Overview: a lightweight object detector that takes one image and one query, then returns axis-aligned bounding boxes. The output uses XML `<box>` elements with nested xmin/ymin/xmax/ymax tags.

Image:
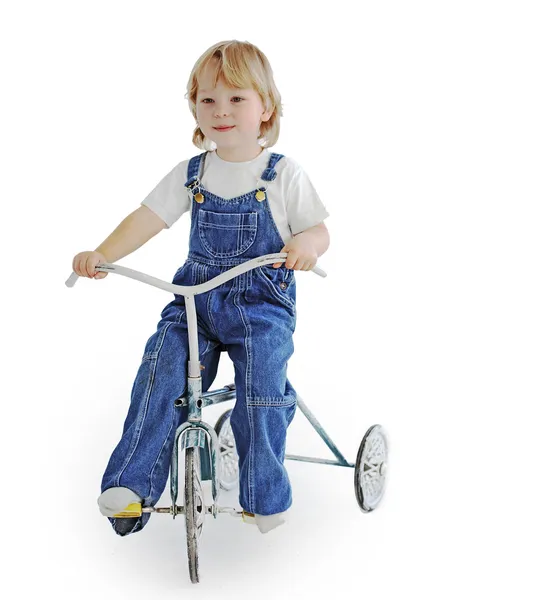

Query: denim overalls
<box><xmin>101</xmin><ymin>151</ymin><xmax>298</xmax><ymax>536</ymax></box>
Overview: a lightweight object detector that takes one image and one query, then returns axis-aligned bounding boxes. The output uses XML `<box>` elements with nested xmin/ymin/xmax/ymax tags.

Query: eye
<box><xmin>200</xmin><ymin>97</ymin><xmax>244</xmax><ymax>104</ymax></box>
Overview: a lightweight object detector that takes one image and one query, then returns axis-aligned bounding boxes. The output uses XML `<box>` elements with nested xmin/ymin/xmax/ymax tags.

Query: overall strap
<box><xmin>185</xmin><ymin>152</ymin><xmax>207</xmax><ymax>189</ymax></box>
<box><xmin>260</xmin><ymin>153</ymin><xmax>285</xmax><ymax>182</ymax></box>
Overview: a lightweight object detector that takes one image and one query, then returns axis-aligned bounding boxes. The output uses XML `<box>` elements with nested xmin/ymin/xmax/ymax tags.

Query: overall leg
<box><xmin>100</xmin><ymin>300</ymin><xmax>221</xmax><ymax>536</ymax></box>
<box><xmin>223</xmin><ymin>280</ymin><xmax>298</xmax><ymax>517</ymax></box>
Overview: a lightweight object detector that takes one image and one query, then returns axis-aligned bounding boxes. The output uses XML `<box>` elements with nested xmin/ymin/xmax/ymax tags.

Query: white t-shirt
<box><xmin>141</xmin><ymin>148</ymin><xmax>329</xmax><ymax>244</ymax></box>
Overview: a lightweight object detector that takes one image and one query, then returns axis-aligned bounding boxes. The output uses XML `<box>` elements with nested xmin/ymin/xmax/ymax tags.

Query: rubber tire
<box><xmin>185</xmin><ymin>446</ymin><xmax>200</xmax><ymax>584</ymax></box>
<box><xmin>354</xmin><ymin>424</ymin><xmax>388</xmax><ymax>513</ymax></box>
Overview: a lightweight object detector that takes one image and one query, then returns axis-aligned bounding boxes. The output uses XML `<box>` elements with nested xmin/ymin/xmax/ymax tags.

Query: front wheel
<box><xmin>185</xmin><ymin>446</ymin><xmax>204</xmax><ymax>584</ymax></box>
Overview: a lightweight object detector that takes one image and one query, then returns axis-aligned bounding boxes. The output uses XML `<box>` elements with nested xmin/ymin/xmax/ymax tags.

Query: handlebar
<box><xmin>65</xmin><ymin>253</ymin><xmax>326</xmax><ymax>295</ymax></box>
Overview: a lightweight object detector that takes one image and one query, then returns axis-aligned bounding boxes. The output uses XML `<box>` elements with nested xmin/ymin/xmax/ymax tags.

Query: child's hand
<box><xmin>72</xmin><ymin>250</ymin><xmax>108</xmax><ymax>279</ymax></box>
<box><xmin>273</xmin><ymin>235</ymin><xmax>318</xmax><ymax>271</ymax></box>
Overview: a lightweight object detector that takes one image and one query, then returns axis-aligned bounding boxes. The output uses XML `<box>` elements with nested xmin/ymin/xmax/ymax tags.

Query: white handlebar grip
<box><xmin>312</xmin><ymin>265</ymin><xmax>327</xmax><ymax>278</ymax></box>
<box><xmin>65</xmin><ymin>272</ymin><xmax>79</xmax><ymax>287</ymax></box>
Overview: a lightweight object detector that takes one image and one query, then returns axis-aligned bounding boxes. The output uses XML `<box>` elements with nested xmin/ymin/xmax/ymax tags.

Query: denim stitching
<box><xmin>198</xmin><ymin>222</ymin><xmax>256</xmax><ymax>230</ymax></box>
<box><xmin>144</xmin><ymin>309</ymin><xmax>187</xmax><ymax>502</ymax></box>
<box><xmin>115</xmin><ymin>321</ymin><xmax>172</xmax><ymax>486</ymax></box>
<box><xmin>248</xmin><ymin>397</ymin><xmax>297</xmax><ymax>407</ymax></box>
<box><xmin>194</xmin><ymin>262</ymin><xmax>219</xmax><ymax>344</ymax></box>
<box><xmin>260</xmin><ymin>189</ymin><xmax>286</xmax><ymax>249</ymax></box>
<box><xmin>146</xmin><ymin>420</ymin><xmax>173</xmax><ymax>503</ymax></box>
<box><xmin>207</xmin><ymin>290</ymin><xmax>221</xmax><ymax>340</ymax></box>
<box><xmin>246</xmin><ymin>404</ymin><xmax>255</xmax><ymax>513</ymax></box>
<box><xmin>234</xmin><ymin>273</ymin><xmax>255</xmax><ymax>512</ymax></box>
<box><xmin>198</xmin><ymin>212</ymin><xmax>258</xmax><ymax>258</ymax></box>
<box><xmin>237</xmin><ymin>213</ymin><xmax>243</xmax><ymax>250</ymax></box>
<box><xmin>187</xmin><ymin>253</ymin><xmax>260</xmax><ymax>267</ymax></box>
<box><xmin>198</xmin><ymin>229</ymin><xmax>257</xmax><ymax>257</ymax></box>
<box><xmin>256</xmin><ymin>268</ymin><xmax>295</xmax><ymax>311</ymax></box>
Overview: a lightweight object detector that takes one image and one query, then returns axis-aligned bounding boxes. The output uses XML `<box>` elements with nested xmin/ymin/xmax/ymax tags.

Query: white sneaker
<box><xmin>97</xmin><ymin>487</ymin><xmax>142</xmax><ymax>517</ymax></box>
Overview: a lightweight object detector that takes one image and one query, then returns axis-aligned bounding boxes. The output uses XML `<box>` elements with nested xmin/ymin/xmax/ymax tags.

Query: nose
<box><xmin>214</xmin><ymin>101</ymin><xmax>231</xmax><ymax>119</ymax></box>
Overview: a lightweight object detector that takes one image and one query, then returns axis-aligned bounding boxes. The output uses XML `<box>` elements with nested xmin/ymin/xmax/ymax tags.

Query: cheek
<box><xmin>197</xmin><ymin>104</ymin><xmax>209</xmax><ymax>119</ymax></box>
<box><xmin>240</xmin><ymin>112</ymin><xmax>260</xmax><ymax>128</ymax></box>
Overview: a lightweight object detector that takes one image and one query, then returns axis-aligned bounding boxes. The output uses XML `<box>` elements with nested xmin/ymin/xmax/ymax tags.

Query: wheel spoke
<box><xmin>362</xmin><ymin>473</ymin><xmax>382</xmax><ymax>497</ymax></box>
<box><xmin>354</xmin><ymin>427</ymin><xmax>388</xmax><ymax>512</ymax></box>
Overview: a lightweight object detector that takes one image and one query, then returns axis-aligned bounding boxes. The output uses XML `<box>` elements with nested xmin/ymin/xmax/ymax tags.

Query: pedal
<box><xmin>112</xmin><ymin>502</ymin><xmax>143</xmax><ymax>518</ymax></box>
<box><xmin>206</xmin><ymin>505</ymin><xmax>255</xmax><ymax>523</ymax></box>
<box><xmin>242</xmin><ymin>510</ymin><xmax>256</xmax><ymax>525</ymax></box>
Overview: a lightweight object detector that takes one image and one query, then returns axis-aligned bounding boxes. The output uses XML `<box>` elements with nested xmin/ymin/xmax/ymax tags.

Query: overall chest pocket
<box><xmin>198</xmin><ymin>209</ymin><xmax>258</xmax><ymax>258</ymax></box>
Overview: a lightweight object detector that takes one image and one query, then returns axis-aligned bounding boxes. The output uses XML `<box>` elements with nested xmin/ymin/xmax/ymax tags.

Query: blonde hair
<box><xmin>185</xmin><ymin>40</ymin><xmax>283</xmax><ymax>150</ymax></box>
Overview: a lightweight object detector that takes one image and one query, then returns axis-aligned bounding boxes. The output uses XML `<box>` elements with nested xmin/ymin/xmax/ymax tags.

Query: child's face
<box><xmin>196</xmin><ymin>60</ymin><xmax>272</xmax><ymax>152</ymax></box>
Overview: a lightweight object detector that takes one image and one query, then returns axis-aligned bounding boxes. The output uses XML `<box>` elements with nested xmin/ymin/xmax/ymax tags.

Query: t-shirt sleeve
<box><xmin>140</xmin><ymin>161</ymin><xmax>190</xmax><ymax>228</ymax></box>
<box><xmin>286</xmin><ymin>166</ymin><xmax>330</xmax><ymax>235</ymax></box>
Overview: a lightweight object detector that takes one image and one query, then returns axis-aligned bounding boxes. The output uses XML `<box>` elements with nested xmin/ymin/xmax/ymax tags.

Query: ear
<box><xmin>261</xmin><ymin>107</ymin><xmax>274</xmax><ymax>122</ymax></box>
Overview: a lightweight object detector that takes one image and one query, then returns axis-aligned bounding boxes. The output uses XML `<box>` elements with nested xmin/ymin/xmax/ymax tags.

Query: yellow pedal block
<box><xmin>112</xmin><ymin>502</ymin><xmax>143</xmax><ymax>518</ymax></box>
<box><xmin>242</xmin><ymin>511</ymin><xmax>256</xmax><ymax>525</ymax></box>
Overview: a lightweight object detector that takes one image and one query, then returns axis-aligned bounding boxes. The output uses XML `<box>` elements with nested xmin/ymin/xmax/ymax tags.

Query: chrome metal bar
<box><xmin>176</xmin><ymin>386</ymin><xmax>236</xmax><ymax>409</ymax></box>
<box><xmin>185</xmin><ymin>295</ymin><xmax>201</xmax><ymax>378</ymax></box>
<box><xmin>202</xmin><ymin>384</ymin><xmax>235</xmax><ymax>398</ymax></box>
<box><xmin>296</xmin><ymin>396</ymin><xmax>350</xmax><ymax>466</ymax></box>
<box><xmin>142</xmin><ymin>506</ymin><xmax>180</xmax><ymax>514</ymax></box>
<box><xmin>285</xmin><ymin>454</ymin><xmax>354</xmax><ymax>467</ymax></box>
<box><xmin>200</xmin><ymin>391</ymin><xmax>236</xmax><ymax>408</ymax></box>
<box><xmin>143</xmin><ymin>504</ymin><xmax>247</xmax><ymax>519</ymax></box>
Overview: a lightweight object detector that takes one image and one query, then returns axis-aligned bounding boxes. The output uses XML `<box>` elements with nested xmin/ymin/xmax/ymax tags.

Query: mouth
<box><xmin>213</xmin><ymin>126</ymin><xmax>235</xmax><ymax>132</ymax></box>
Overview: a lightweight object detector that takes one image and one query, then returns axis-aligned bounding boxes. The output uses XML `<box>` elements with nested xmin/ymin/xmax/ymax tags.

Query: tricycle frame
<box><xmin>65</xmin><ymin>253</ymin><xmax>388</xmax><ymax>584</ymax></box>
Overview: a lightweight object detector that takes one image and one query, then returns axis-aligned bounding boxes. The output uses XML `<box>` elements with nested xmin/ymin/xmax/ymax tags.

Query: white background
<box><xmin>2</xmin><ymin>0</ymin><xmax>551</xmax><ymax>597</ymax></box>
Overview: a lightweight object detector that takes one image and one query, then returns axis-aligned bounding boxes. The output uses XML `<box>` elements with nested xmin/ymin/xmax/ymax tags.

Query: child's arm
<box><xmin>72</xmin><ymin>205</ymin><xmax>166</xmax><ymax>278</ymax></box>
<box><xmin>273</xmin><ymin>222</ymin><xmax>330</xmax><ymax>270</ymax></box>
<box><xmin>95</xmin><ymin>205</ymin><xmax>166</xmax><ymax>263</ymax></box>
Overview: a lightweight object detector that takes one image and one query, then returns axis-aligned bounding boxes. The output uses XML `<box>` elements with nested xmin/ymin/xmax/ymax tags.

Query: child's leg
<box><xmin>229</xmin><ymin>386</ymin><xmax>297</xmax><ymax>517</ymax></box>
<box><xmin>99</xmin><ymin>300</ymin><xmax>222</xmax><ymax>537</ymax></box>
<box><xmin>224</xmin><ymin>303</ymin><xmax>297</xmax><ymax>523</ymax></box>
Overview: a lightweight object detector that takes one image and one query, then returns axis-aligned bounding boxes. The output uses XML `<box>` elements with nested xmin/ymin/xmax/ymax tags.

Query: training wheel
<box><xmin>214</xmin><ymin>409</ymin><xmax>239</xmax><ymax>490</ymax></box>
<box><xmin>354</xmin><ymin>424</ymin><xmax>388</xmax><ymax>512</ymax></box>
